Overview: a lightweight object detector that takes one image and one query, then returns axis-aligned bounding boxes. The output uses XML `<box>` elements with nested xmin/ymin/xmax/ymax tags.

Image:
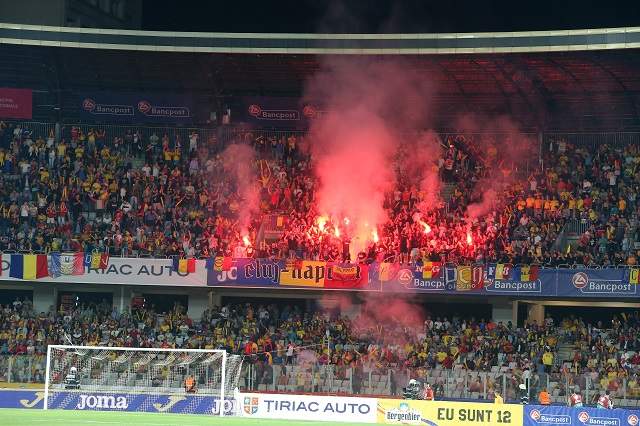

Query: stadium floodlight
<box><xmin>44</xmin><ymin>345</ymin><xmax>243</xmax><ymax>416</ymax></box>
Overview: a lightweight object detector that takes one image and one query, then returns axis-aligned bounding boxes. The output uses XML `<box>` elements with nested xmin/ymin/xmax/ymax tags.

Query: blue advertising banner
<box><xmin>79</xmin><ymin>92</ymin><xmax>194</xmax><ymax>123</ymax></box>
<box><xmin>375</xmin><ymin>262</ymin><xmax>556</xmax><ymax>297</ymax></box>
<box><xmin>207</xmin><ymin>258</ymin><xmax>380</xmax><ymax>291</ymax></box>
<box><xmin>557</xmin><ymin>268</ymin><xmax>639</xmax><ymax>299</ymax></box>
<box><xmin>0</xmin><ymin>390</ymin><xmax>45</xmax><ymax>409</ymax></box>
<box><xmin>236</xmin><ymin>97</ymin><xmax>321</xmax><ymax>128</ymax></box>
<box><xmin>49</xmin><ymin>391</ymin><xmax>235</xmax><ymax>415</ymax></box>
<box><xmin>204</xmin><ymin>259</ymin><xmax>639</xmax><ymax>299</ymax></box>
<box><xmin>524</xmin><ymin>404</ymin><xmax>639</xmax><ymax>426</ymax></box>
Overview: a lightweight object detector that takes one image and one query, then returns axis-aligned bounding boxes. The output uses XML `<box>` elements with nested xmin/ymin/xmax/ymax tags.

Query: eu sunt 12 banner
<box><xmin>376</xmin><ymin>399</ymin><xmax>523</xmax><ymax>426</ymax></box>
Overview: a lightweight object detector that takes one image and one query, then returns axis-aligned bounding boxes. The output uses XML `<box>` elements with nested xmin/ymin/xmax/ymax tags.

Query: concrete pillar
<box><xmin>527</xmin><ymin>303</ymin><xmax>545</xmax><ymax>325</ymax></box>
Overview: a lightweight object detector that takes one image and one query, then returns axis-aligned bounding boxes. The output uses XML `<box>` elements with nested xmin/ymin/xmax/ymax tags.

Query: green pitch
<box><xmin>0</xmin><ymin>409</ymin><xmax>375</xmax><ymax>426</ymax></box>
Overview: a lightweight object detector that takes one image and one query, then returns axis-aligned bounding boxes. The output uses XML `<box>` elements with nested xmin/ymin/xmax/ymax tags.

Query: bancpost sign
<box><xmin>525</xmin><ymin>405</ymin><xmax>640</xmax><ymax>426</ymax></box>
<box><xmin>376</xmin><ymin>399</ymin><xmax>523</xmax><ymax>426</ymax></box>
<box><xmin>0</xmin><ymin>257</ymin><xmax>207</xmax><ymax>287</ymax></box>
<box><xmin>239</xmin><ymin>392</ymin><xmax>377</xmax><ymax>423</ymax></box>
<box><xmin>557</xmin><ymin>269</ymin><xmax>638</xmax><ymax>298</ymax></box>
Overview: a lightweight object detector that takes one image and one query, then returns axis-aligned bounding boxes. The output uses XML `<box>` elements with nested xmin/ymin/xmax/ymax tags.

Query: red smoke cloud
<box><xmin>453</xmin><ymin>114</ymin><xmax>538</xmax><ymax>221</ymax></box>
<box><xmin>221</xmin><ymin>144</ymin><xmax>259</xmax><ymax>237</ymax></box>
<box><xmin>305</xmin><ymin>58</ymin><xmax>438</xmax><ymax>256</ymax></box>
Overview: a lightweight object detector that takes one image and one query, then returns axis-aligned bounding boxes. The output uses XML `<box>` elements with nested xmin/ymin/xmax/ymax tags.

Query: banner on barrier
<box><xmin>0</xmin><ymin>389</ymin><xmax>235</xmax><ymax>415</ymax></box>
<box><xmin>236</xmin><ymin>97</ymin><xmax>322</xmax><ymax>128</ymax></box>
<box><xmin>524</xmin><ymin>404</ymin><xmax>640</xmax><ymax>426</ymax></box>
<box><xmin>376</xmin><ymin>399</ymin><xmax>523</xmax><ymax>426</ymax></box>
<box><xmin>0</xmin><ymin>390</ymin><xmax>45</xmax><ymax>409</ymax></box>
<box><xmin>239</xmin><ymin>392</ymin><xmax>377</xmax><ymax>423</ymax></box>
<box><xmin>0</xmin><ymin>88</ymin><xmax>32</xmax><ymax>119</ymax></box>
<box><xmin>47</xmin><ymin>391</ymin><xmax>234</xmax><ymax>414</ymax></box>
<box><xmin>79</xmin><ymin>92</ymin><xmax>194</xmax><ymax>123</ymax></box>
<box><xmin>0</xmin><ymin>256</ymin><xmax>207</xmax><ymax>286</ymax></box>
<box><xmin>557</xmin><ymin>268</ymin><xmax>639</xmax><ymax>298</ymax></box>
<box><xmin>0</xmin><ymin>253</ymin><xmax>637</xmax><ymax>297</ymax></box>
<box><xmin>207</xmin><ymin>258</ymin><xmax>379</xmax><ymax>291</ymax></box>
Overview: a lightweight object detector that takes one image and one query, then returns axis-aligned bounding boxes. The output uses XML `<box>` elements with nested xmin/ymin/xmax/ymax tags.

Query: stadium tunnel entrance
<box><xmin>517</xmin><ymin>299</ymin><xmax>640</xmax><ymax>327</ymax></box>
<box><xmin>213</xmin><ymin>288</ymin><xmax>500</xmax><ymax>324</ymax></box>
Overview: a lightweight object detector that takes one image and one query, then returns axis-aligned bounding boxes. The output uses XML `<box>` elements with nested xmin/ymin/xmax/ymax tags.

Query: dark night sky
<box><xmin>141</xmin><ymin>0</ymin><xmax>640</xmax><ymax>33</ymax></box>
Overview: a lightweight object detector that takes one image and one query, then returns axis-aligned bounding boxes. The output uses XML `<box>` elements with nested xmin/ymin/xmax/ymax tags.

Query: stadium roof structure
<box><xmin>1</xmin><ymin>23</ymin><xmax>640</xmax><ymax>130</ymax></box>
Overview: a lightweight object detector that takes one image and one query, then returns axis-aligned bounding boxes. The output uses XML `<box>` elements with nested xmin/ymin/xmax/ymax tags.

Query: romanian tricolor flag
<box><xmin>89</xmin><ymin>252</ymin><xmax>110</xmax><ymax>269</ymax></box>
<box><xmin>422</xmin><ymin>261</ymin><xmax>441</xmax><ymax>279</ymax></box>
<box><xmin>520</xmin><ymin>265</ymin><xmax>530</xmax><ymax>282</ymax></box>
<box><xmin>173</xmin><ymin>258</ymin><xmax>196</xmax><ymax>274</ymax></box>
<box><xmin>519</xmin><ymin>265</ymin><xmax>539</xmax><ymax>282</ymax></box>
<box><xmin>495</xmin><ymin>263</ymin><xmax>512</xmax><ymax>280</ymax></box>
<box><xmin>49</xmin><ymin>253</ymin><xmax>85</xmax><ymax>277</ymax></box>
<box><xmin>9</xmin><ymin>254</ymin><xmax>48</xmax><ymax>280</ymax></box>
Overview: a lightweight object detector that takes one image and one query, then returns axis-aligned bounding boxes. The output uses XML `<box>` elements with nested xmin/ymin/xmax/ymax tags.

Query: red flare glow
<box><xmin>334</xmin><ymin>227</ymin><xmax>340</xmax><ymax>238</ymax></box>
<box><xmin>317</xmin><ymin>215</ymin><xmax>328</xmax><ymax>232</ymax></box>
<box><xmin>243</xmin><ymin>235</ymin><xmax>251</xmax><ymax>247</ymax></box>
<box><xmin>419</xmin><ymin>220</ymin><xmax>431</xmax><ymax>234</ymax></box>
<box><xmin>466</xmin><ymin>232</ymin><xmax>473</xmax><ymax>246</ymax></box>
<box><xmin>372</xmin><ymin>230</ymin><xmax>379</xmax><ymax>243</ymax></box>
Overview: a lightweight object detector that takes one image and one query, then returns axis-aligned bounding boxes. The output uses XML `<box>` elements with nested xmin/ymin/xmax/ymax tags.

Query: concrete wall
<box><xmin>492</xmin><ymin>301</ymin><xmax>516</xmax><ymax>324</ymax></box>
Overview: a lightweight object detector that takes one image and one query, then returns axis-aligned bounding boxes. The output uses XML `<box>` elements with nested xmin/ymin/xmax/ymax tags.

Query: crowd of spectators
<box><xmin>1</xmin><ymin>296</ymin><xmax>638</xmax><ymax>402</ymax></box>
<box><xmin>0</xmin><ymin>121</ymin><xmax>639</xmax><ymax>266</ymax></box>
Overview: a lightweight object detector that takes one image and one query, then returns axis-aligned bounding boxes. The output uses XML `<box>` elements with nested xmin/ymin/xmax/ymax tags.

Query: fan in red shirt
<box><xmin>423</xmin><ymin>383</ymin><xmax>435</xmax><ymax>401</ymax></box>
<box><xmin>568</xmin><ymin>390</ymin><xmax>583</xmax><ymax>407</ymax></box>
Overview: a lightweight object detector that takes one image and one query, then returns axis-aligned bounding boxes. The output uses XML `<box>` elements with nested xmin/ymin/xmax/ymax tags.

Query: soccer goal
<box><xmin>44</xmin><ymin>345</ymin><xmax>243</xmax><ymax>416</ymax></box>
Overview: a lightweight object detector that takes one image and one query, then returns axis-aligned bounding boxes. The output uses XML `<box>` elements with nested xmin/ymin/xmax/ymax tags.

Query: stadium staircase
<box><xmin>257</xmin><ymin>213</ymin><xmax>287</xmax><ymax>246</ymax></box>
<box><xmin>561</xmin><ymin>219</ymin><xmax>588</xmax><ymax>254</ymax></box>
<box><xmin>556</xmin><ymin>342</ymin><xmax>575</xmax><ymax>363</ymax></box>
<box><xmin>439</xmin><ymin>182</ymin><xmax>456</xmax><ymax>203</ymax></box>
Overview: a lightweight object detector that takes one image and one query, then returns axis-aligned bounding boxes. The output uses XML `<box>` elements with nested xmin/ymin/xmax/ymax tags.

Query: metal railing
<box><xmin>3</xmin><ymin>121</ymin><xmax>220</xmax><ymax>147</ymax></box>
<box><xmin>0</xmin><ymin>355</ymin><xmax>46</xmax><ymax>384</ymax></box>
<box><xmin>564</xmin><ymin>219</ymin><xmax>590</xmax><ymax>236</ymax></box>
<box><xmin>544</xmin><ymin>132</ymin><xmax>640</xmax><ymax>149</ymax></box>
<box><xmin>238</xmin><ymin>362</ymin><xmax>640</xmax><ymax>407</ymax></box>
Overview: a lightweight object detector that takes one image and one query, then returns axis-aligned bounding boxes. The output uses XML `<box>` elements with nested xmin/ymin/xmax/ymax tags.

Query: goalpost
<box><xmin>44</xmin><ymin>345</ymin><xmax>243</xmax><ymax>416</ymax></box>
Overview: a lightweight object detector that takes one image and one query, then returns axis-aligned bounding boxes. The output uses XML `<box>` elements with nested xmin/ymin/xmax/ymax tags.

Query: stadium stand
<box><xmin>1</xmin><ymin>293</ymin><xmax>639</xmax><ymax>405</ymax></box>
<box><xmin>0</xmin><ymin>121</ymin><xmax>638</xmax><ymax>267</ymax></box>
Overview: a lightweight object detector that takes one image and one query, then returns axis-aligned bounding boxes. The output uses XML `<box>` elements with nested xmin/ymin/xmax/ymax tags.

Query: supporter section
<box><xmin>1</xmin><ymin>279</ymin><xmax>639</xmax><ymax>406</ymax></box>
<box><xmin>0</xmin><ymin>121</ymin><xmax>638</xmax><ymax>266</ymax></box>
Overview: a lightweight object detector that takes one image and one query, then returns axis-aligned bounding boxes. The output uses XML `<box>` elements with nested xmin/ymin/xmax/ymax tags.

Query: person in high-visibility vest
<box><xmin>184</xmin><ymin>375</ymin><xmax>196</xmax><ymax>393</ymax></box>
<box><xmin>494</xmin><ymin>390</ymin><xmax>504</xmax><ymax>404</ymax></box>
<box><xmin>538</xmin><ymin>388</ymin><xmax>551</xmax><ymax>405</ymax></box>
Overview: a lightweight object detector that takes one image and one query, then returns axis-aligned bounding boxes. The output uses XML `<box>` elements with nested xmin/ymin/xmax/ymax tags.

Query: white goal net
<box><xmin>44</xmin><ymin>345</ymin><xmax>243</xmax><ymax>415</ymax></box>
